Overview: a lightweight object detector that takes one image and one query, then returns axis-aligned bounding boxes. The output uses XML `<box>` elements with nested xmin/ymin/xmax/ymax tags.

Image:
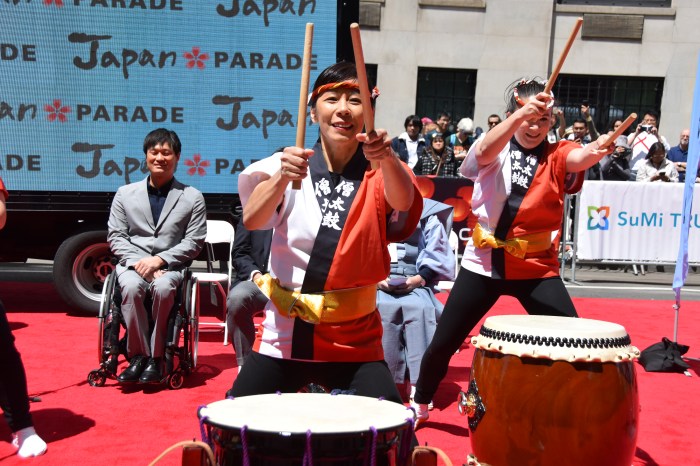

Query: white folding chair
<box><xmin>437</xmin><ymin>230</ymin><xmax>460</xmax><ymax>292</ymax></box>
<box><xmin>191</xmin><ymin>220</ymin><xmax>235</xmax><ymax>345</ymax></box>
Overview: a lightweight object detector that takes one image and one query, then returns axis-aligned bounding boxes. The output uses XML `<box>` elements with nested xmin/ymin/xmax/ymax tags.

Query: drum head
<box><xmin>472</xmin><ymin>315</ymin><xmax>639</xmax><ymax>362</ymax></box>
<box><xmin>199</xmin><ymin>393</ymin><xmax>414</xmax><ymax>434</ymax></box>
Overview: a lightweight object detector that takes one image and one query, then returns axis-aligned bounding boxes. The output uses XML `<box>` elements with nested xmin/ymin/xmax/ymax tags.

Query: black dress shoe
<box><xmin>139</xmin><ymin>358</ymin><xmax>163</xmax><ymax>384</ymax></box>
<box><xmin>117</xmin><ymin>355</ymin><xmax>147</xmax><ymax>383</ymax></box>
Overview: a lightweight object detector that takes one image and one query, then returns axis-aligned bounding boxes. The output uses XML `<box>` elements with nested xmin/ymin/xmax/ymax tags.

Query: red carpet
<box><xmin>0</xmin><ymin>281</ymin><xmax>699</xmax><ymax>465</ymax></box>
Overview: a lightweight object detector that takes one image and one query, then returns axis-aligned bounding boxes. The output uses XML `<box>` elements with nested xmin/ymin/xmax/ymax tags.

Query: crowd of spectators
<box><xmin>395</xmin><ymin>107</ymin><xmax>696</xmax><ymax>184</ymax></box>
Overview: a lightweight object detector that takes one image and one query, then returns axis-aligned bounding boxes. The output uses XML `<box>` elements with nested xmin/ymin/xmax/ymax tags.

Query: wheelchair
<box><xmin>87</xmin><ymin>268</ymin><xmax>199</xmax><ymax>390</ymax></box>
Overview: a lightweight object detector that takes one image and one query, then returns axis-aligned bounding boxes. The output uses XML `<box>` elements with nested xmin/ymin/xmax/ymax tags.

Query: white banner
<box><xmin>576</xmin><ymin>181</ymin><xmax>700</xmax><ymax>263</ymax></box>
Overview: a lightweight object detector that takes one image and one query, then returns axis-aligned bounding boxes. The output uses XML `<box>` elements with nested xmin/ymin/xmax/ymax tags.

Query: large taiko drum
<box><xmin>460</xmin><ymin>315</ymin><xmax>640</xmax><ymax>466</ymax></box>
<box><xmin>198</xmin><ymin>393</ymin><xmax>415</xmax><ymax>466</ymax></box>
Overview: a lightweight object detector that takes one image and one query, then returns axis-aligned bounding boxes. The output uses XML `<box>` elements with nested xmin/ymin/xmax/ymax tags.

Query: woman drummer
<box><xmin>411</xmin><ymin>79</ymin><xmax>613</xmax><ymax>424</ymax></box>
<box><xmin>227</xmin><ymin>62</ymin><xmax>423</xmax><ymax>404</ymax></box>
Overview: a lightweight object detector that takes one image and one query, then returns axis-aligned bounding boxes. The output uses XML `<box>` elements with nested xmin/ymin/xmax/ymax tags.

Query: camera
<box><xmin>641</xmin><ymin>125</ymin><xmax>653</xmax><ymax>132</ymax></box>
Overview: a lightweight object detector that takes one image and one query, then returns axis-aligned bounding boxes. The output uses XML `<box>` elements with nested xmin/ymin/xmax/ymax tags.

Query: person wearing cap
<box><xmin>413</xmin><ymin>132</ymin><xmax>461</xmax><ymax>178</ymax></box>
<box><xmin>601</xmin><ymin>136</ymin><xmax>633</xmax><ymax>181</ymax></box>
<box><xmin>450</xmin><ymin>117</ymin><xmax>476</xmax><ymax>161</ymax></box>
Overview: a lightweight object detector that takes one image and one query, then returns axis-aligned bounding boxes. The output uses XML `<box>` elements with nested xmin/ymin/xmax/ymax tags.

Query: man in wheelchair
<box><xmin>107</xmin><ymin>128</ymin><xmax>207</xmax><ymax>384</ymax></box>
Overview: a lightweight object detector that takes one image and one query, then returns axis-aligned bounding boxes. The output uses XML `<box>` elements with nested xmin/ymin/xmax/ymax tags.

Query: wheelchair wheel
<box><xmin>87</xmin><ymin>370</ymin><xmax>107</xmax><ymax>387</ymax></box>
<box><xmin>167</xmin><ymin>371</ymin><xmax>184</xmax><ymax>390</ymax></box>
<box><xmin>187</xmin><ymin>277</ymin><xmax>199</xmax><ymax>369</ymax></box>
<box><xmin>97</xmin><ymin>271</ymin><xmax>117</xmax><ymax>364</ymax></box>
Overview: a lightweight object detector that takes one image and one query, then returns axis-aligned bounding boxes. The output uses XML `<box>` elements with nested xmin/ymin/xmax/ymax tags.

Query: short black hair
<box><xmin>572</xmin><ymin>118</ymin><xmax>587</xmax><ymax>126</ymax></box>
<box><xmin>309</xmin><ymin>62</ymin><xmax>375</xmax><ymax>108</ymax></box>
<box><xmin>644</xmin><ymin>110</ymin><xmax>660</xmax><ymax>122</ymax></box>
<box><xmin>143</xmin><ymin>128</ymin><xmax>181</xmax><ymax>155</ymax></box>
<box><xmin>404</xmin><ymin>114</ymin><xmax>423</xmax><ymax>131</ymax></box>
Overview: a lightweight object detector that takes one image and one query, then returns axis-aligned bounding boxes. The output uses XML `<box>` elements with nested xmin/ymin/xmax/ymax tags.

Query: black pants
<box><xmin>413</xmin><ymin>268</ymin><xmax>577</xmax><ymax>405</ymax></box>
<box><xmin>0</xmin><ymin>299</ymin><xmax>34</xmax><ymax>432</ymax></box>
<box><xmin>229</xmin><ymin>352</ymin><xmax>404</xmax><ymax>405</ymax></box>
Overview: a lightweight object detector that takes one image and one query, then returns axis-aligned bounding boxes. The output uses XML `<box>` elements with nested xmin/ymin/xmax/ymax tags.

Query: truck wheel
<box><xmin>53</xmin><ymin>231</ymin><xmax>115</xmax><ymax>315</ymax></box>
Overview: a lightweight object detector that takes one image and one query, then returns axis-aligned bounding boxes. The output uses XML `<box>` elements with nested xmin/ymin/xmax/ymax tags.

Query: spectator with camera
<box><xmin>628</xmin><ymin>111</ymin><xmax>671</xmax><ymax>170</ymax></box>
<box><xmin>601</xmin><ymin>136</ymin><xmax>633</xmax><ymax>181</ymax></box>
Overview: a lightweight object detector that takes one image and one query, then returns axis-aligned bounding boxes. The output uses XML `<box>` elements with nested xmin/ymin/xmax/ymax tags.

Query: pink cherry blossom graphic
<box><xmin>43</xmin><ymin>0</ymin><xmax>64</xmax><ymax>6</ymax></box>
<box><xmin>184</xmin><ymin>154</ymin><xmax>210</xmax><ymax>176</ymax></box>
<box><xmin>44</xmin><ymin>100</ymin><xmax>71</xmax><ymax>123</ymax></box>
<box><xmin>183</xmin><ymin>47</ymin><xmax>209</xmax><ymax>70</ymax></box>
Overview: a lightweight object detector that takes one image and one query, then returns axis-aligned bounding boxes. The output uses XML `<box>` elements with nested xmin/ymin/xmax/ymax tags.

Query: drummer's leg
<box><xmin>516</xmin><ymin>277</ymin><xmax>578</xmax><ymax>317</ymax></box>
<box><xmin>413</xmin><ymin>268</ymin><xmax>499</xmax><ymax>405</ymax></box>
<box><xmin>226</xmin><ymin>352</ymin><xmax>303</xmax><ymax>397</ymax></box>
<box><xmin>347</xmin><ymin>360</ymin><xmax>404</xmax><ymax>405</ymax></box>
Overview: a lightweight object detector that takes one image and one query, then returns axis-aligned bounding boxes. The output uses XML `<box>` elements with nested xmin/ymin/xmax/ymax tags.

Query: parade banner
<box><xmin>0</xmin><ymin>1</ymin><xmax>335</xmax><ymax>194</ymax></box>
<box><xmin>576</xmin><ymin>181</ymin><xmax>700</xmax><ymax>263</ymax></box>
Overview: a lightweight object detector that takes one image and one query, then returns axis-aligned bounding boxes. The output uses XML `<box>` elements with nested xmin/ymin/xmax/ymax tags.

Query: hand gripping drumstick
<box><xmin>597</xmin><ymin>113</ymin><xmax>637</xmax><ymax>150</ymax></box>
<box><xmin>544</xmin><ymin>18</ymin><xmax>583</xmax><ymax>95</ymax></box>
<box><xmin>350</xmin><ymin>23</ymin><xmax>379</xmax><ymax>170</ymax></box>
<box><xmin>292</xmin><ymin>23</ymin><xmax>314</xmax><ymax>190</ymax></box>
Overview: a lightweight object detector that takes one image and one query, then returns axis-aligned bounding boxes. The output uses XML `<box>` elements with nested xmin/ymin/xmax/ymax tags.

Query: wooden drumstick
<box><xmin>350</xmin><ymin>23</ymin><xmax>379</xmax><ymax>170</ymax></box>
<box><xmin>598</xmin><ymin>113</ymin><xmax>637</xmax><ymax>150</ymax></box>
<box><xmin>292</xmin><ymin>23</ymin><xmax>314</xmax><ymax>190</ymax></box>
<box><xmin>544</xmin><ymin>18</ymin><xmax>583</xmax><ymax>95</ymax></box>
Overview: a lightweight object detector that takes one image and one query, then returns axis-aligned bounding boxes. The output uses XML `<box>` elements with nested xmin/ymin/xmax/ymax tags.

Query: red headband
<box><xmin>309</xmin><ymin>80</ymin><xmax>380</xmax><ymax>105</ymax></box>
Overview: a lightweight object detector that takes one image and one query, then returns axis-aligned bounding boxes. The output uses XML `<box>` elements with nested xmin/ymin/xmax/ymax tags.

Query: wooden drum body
<box><xmin>198</xmin><ymin>393</ymin><xmax>415</xmax><ymax>466</ymax></box>
<box><xmin>461</xmin><ymin>315</ymin><xmax>640</xmax><ymax>466</ymax></box>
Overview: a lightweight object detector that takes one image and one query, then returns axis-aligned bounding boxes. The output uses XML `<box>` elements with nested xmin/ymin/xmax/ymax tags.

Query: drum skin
<box><xmin>469</xmin><ymin>349</ymin><xmax>639</xmax><ymax>466</ymax></box>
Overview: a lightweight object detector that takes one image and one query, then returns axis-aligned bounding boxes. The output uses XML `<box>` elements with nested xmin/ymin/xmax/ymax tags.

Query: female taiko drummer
<box><xmin>411</xmin><ymin>78</ymin><xmax>614</xmax><ymax>424</ymax></box>
<box><xmin>227</xmin><ymin>62</ymin><xmax>423</xmax><ymax>404</ymax></box>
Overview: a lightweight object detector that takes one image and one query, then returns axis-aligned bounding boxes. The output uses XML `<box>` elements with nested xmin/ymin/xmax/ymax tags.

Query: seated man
<box><xmin>376</xmin><ymin>199</ymin><xmax>455</xmax><ymax>406</ymax></box>
<box><xmin>108</xmin><ymin>128</ymin><xmax>206</xmax><ymax>384</ymax></box>
<box><xmin>226</xmin><ymin>219</ymin><xmax>272</xmax><ymax>371</ymax></box>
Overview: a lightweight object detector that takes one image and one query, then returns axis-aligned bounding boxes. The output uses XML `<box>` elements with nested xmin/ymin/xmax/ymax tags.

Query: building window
<box><xmin>553</xmin><ymin>74</ymin><xmax>664</xmax><ymax>133</ymax></box>
<box><xmin>416</xmin><ymin>67</ymin><xmax>477</xmax><ymax>129</ymax></box>
<box><xmin>365</xmin><ymin>64</ymin><xmax>378</xmax><ymax>91</ymax></box>
<box><xmin>557</xmin><ymin>0</ymin><xmax>670</xmax><ymax>6</ymax></box>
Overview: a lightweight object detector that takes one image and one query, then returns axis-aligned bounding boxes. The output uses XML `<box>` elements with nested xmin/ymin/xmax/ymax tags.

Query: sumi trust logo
<box><xmin>587</xmin><ymin>206</ymin><xmax>611</xmax><ymax>231</ymax></box>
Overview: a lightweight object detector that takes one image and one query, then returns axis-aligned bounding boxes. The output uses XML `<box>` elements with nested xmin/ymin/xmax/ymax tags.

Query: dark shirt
<box><xmin>147</xmin><ymin>177</ymin><xmax>174</xmax><ymax>225</ymax></box>
<box><xmin>668</xmin><ymin>145</ymin><xmax>688</xmax><ymax>182</ymax></box>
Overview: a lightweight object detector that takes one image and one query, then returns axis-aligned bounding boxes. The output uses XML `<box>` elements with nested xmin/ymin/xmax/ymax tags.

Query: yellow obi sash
<box><xmin>471</xmin><ymin>223</ymin><xmax>552</xmax><ymax>259</ymax></box>
<box><xmin>254</xmin><ymin>274</ymin><xmax>377</xmax><ymax>325</ymax></box>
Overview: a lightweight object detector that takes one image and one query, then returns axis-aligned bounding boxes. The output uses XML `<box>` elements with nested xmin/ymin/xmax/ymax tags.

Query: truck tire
<box><xmin>53</xmin><ymin>230</ymin><xmax>115</xmax><ymax>315</ymax></box>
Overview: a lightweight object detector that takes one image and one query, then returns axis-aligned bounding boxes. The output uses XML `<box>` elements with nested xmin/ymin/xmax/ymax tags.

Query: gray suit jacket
<box><xmin>108</xmin><ymin>177</ymin><xmax>207</xmax><ymax>274</ymax></box>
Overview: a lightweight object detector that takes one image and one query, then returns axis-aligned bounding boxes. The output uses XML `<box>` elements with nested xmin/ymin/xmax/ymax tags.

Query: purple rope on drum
<box><xmin>399</xmin><ymin>416</ymin><xmax>415</xmax><ymax>463</ymax></box>
<box><xmin>197</xmin><ymin>406</ymin><xmax>210</xmax><ymax>446</ymax></box>
<box><xmin>302</xmin><ymin>430</ymin><xmax>313</xmax><ymax>466</ymax></box>
<box><xmin>241</xmin><ymin>425</ymin><xmax>250</xmax><ymax>466</ymax></box>
<box><xmin>370</xmin><ymin>426</ymin><xmax>378</xmax><ymax>466</ymax></box>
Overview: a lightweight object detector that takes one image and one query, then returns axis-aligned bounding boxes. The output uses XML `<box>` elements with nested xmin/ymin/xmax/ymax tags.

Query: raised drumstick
<box><xmin>350</xmin><ymin>23</ymin><xmax>379</xmax><ymax>170</ymax></box>
<box><xmin>598</xmin><ymin>113</ymin><xmax>637</xmax><ymax>150</ymax></box>
<box><xmin>544</xmin><ymin>18</ymin><xmax>583</xmax><ymax>95</ymax></box>
<box><xmin>292</xmin><ymin>23</ymin><xmax>314</xmax><ymax>190</ymax></box>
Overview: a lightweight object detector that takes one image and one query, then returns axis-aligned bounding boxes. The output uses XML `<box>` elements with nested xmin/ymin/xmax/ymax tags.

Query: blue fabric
<box><xmin>668</xmin><ymin>145</ymin><xmax>689</xmax><ymax>182</ymax></box>
<box><xmin>672</xmin><ymin>53</ymin><xmax>700</xmax><ymax>304</ymax></box>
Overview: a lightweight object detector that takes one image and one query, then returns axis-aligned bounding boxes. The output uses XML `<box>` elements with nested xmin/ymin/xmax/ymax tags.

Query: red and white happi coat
<box><xmin>238</xmin><ymin>143</ymin><xmax>422</xmax><ymax>362</ymax></box>
<box><xmin>460</xmin><ymin>138</ymin><xmax>578</xmax><ymax>280</ymax></box>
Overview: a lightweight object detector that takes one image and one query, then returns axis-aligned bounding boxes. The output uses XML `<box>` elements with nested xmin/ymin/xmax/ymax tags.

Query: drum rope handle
<box><xmin>302</xmin><ymin>429</ymin><xmax>313</xmax><ymax>466</ymax></box>
<box><xmin>241</xmin><ymin>425</ymin><xmax>251</xmax><ymax>466</ymax></box>
<box><xmin>399</xmin><ymin>417</ymin><xmax>415</xmax><ymax>464</ymax></box>
<box><xmin>147</xmin><ymin>440</ymin><xmax>216</xmax><ymax>466</ymax></box>
<box><xmin>370</xmin><ymin>426</ymin><xmax>378</xmax><ymax>466</ymax></box>
<box><xmin>197</xmin><ymin>409</ymin><xmax>210</xmax><ymax>447</ymax></box>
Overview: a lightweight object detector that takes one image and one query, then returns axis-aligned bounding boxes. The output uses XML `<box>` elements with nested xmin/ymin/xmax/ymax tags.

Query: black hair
<box><xmin>143</xmin><ymin>128</ymin><xmax>181</xmax><ymax>155</ymax></box>
<box><xmin>488</xmin><ymin>114</ymin><xmax>502</xmax><ymax>122</ymax></box>
<box><xmin>645</xmin><ymin>141</ymin><xmax>666</xmax><ymax>159</ymax></box>
<box><xmin>572</xmin><ymin>118</ymin><xmax>587</xmax><ymax>126</ymax></box>
<box><xmin>436</xmin><ymin>111</ymin><xmax>451</xmax><ymax>121</ymax></box>
<box><xmin>643</xmin><ymin>110</ymin><xmax>660</xmax><ymax>122</ymax></box>
<box><xmin>309</xmin><ymin>62</ymin><xmax>374</xmax><ymax>108</ymax></box>
<box><xmin>404</xmin><ymin>114</ymin><xmax>423</xmax><ymax>131</ymax></box>
<box><xmin>505</xmin><ymin>78</ymin><xmax>546</xmax><ymax>114</ymax></box>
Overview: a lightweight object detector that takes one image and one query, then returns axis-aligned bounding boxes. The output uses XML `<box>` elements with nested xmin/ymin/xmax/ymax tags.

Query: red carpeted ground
<box><xmin>0</xmin><ymin>281</ymin><xmax>699</xmax><ymax>465</ymax></box>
